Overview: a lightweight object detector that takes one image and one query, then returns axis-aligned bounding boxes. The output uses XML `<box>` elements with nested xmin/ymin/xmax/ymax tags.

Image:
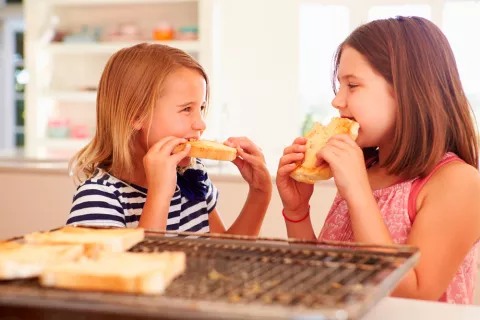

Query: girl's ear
<box><xmin>132</xmin><ymin>118</ymin><xmax>143</xmax><ymax>131</ymax></box>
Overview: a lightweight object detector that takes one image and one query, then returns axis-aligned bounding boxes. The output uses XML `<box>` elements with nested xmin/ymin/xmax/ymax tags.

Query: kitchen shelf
<box><xmin>45</xmin><ymin>0</ymin><xmax>195</xmax><ymax>6</ymax></box>
<box><xmin>40</xmin><ymin>138</ymin><xmax>91</xmax><ymax>150</ymax></box>
<box><xmin>25</xmin><ymin>0</ymin><xmax>214</xmax><ymax>157</ymax></box>
<box><xmin>44</xmin><ymin>91</ymin><xmax>97</xmax><ymax>102</ymax></box>
<box><xmin>46</xmin><ymin>41</ymin><xmax>201</xmax><ymax>54</ymax></box>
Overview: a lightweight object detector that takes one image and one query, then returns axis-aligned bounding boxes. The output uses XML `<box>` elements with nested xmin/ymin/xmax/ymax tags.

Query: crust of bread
<box><xmin>173</xmin><ymin>140</ymin><xmax>237</xmax><ymax>161</ymax></box>
<box><xmin>290</xmin><ymin>117</ymin><xmax>360</xmax><ymax>184</ymax></box>
<box><xmin>24</xmin><ymin>227</ymin><xmax>145</xmax><ymax>253</ymax></box>
<box><xmin>40</xmin><ymin>251</ymin><xmax>186</xmax><ymax>295</ymax></box>
<box><xmin>0</xmin><ymin>243</ymin><xmax>84</xmax><ymax>280</ymax></box>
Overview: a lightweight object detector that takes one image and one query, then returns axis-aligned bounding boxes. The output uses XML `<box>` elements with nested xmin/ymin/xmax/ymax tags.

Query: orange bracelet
<box><xmin>282</xmin><ymin>205</ymin><xmax>310</xmax><ymax>223</ymax></box>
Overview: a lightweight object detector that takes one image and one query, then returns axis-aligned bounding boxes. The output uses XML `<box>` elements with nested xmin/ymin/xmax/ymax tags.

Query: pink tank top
<box><xmin>318</xmin><ymin>153</ymin><xmax>479</xmax><ymax>304</ymax></box>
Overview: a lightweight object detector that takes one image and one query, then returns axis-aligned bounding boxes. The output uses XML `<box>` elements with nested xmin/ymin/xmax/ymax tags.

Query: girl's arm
<box><xmin>276</xmin><ymin>137</ymin><xmax>316</xmax><ymax>240</ymax></box>
<box><xmin>138</xmin><ymin>189</ymin><xmax>171</xmax><ymax>230</ymax></box>
<box><xmin>139</xmin><ymin>136</ymin><xmax>191</xmax><ymax>230</ymax></box>
<box><xmin>208</xmin><ymin>137</ymin><xmax>272</xmax><ymax>237</ymax></box>
<box><xmin>348</xmin><ymin>162</ymin><xmax>480</xmax><ymax>300</ymax></box>
<box><xmin>209</xmin><ymin>188</ymin><xmax>271</xmax><ymax>236</ymax></box>
<box><xmin>283</xmin><ymin>205</ymin><xmax>316</xmax><ymax>241</ymax></box>
<box><xmin>390</xmin><ymin>162</ymin><xmax>480</xmax><ymax>300</ymax></box>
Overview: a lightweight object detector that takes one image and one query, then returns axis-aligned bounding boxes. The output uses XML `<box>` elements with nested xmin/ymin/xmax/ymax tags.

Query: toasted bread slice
<box><xmin>290</xmin><ymin>117</ymin><xmax>359</xmax><ymax>184</ymax></box>
<box><xmin>0</xmin><ymin>242</ymin><xmax>84</xmax><ymax>280</ymax></box>
<box><xmin>24</xmin><ymin>227</ymin><xmax>144</xmax><ymax>253</ymax></box>
<box><xmin>173</xmin><ymin>140</ymin><xmax>237</xmax><ymax>161</ymax></box>
<box><xmin>40</xmin><ymin>251</ymin><xmax>186</xmax><ymax>295</ymax></box>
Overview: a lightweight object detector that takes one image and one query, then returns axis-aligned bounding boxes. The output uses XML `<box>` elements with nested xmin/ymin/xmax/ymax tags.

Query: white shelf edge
<box><xmin>44</xmin><ymin>91</ymin><xmax>97</xmax><ymax>102</ymax></box>
<box><xmin>46</xmin><ymin>0</ymin><xmax>197</xmax><ymax>6</ymax></box>
<box><xmin>45</xmin><ymin>40</ymin><xmax>201</xmax><ymax>54</ymax></box>
<box><xmin>40</xmin><ymin>138</ymin><xmax>91</xmax><ymax>149</ymax></box>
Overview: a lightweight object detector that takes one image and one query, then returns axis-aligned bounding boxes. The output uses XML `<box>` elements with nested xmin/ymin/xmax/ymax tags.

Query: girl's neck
<box><xmin>116</xmin><ymin>147</ymin><xmax>148</xmax><ymax>188</ymax></box>
<box><xmin>377</xmin><ymin>143</ymin><xmax>394</xmax><ymax>166</ymax></box>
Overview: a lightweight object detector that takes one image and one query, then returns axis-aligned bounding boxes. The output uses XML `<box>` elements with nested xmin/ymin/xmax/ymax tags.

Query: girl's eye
<box><xmin>182</xmin><ymin>107</ymin><xmax>191</xmax><ymax>112</ymax></box>
<box><xmin>348</xmin><ymin>83</ymin><xmax>358</xmax><ymax>89</ymax></box>
<box><xmin>200</xmin><ymin>105</ymin><xmax>206</xmax><ymax>113</ymax></box>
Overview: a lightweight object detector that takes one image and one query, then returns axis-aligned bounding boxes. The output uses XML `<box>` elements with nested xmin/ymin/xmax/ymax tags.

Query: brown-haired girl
<box><xmin>68</xmin><ymin>43</ymin><xmax>272</xmax><ymax>236</ymax></box>
<box><xmin>277</xmin><ymin>17</ymin><xmax>480</xmax><ymax>303</ymax></box>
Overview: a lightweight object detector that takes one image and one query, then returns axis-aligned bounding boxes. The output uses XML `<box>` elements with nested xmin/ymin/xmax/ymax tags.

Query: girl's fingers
<box><xmin>149</xmin><ymin>136</ymin><xmax>179</xmax><ymax>152</ymax></box>
<box><xmin>283</xmin><ymin>144</ymin><xmax>307</xmax><ymax>156</ymax></box>
<box><xmin>171</xmin><ymin>144</ymin><xmax>191</xmax><ymax>162</ymax></box>
<box><xmin>225</xmin><ymin>137</ymin><xmax>263</xmax><ymax>157</ymax></box>
<box><xmin>278</xmin><ymin>153</ymin><xmax>304</xmax><ymax>169</ymax></box>
<box><xmin>316</xmin><ymin>145</ymin><xmax>342</xmax><ymax>166</ymax></box>
<box><xmin>277</xmin><ymin>163</ymin><xmax>298</xmax><ymax>177</ymax></box>
<box><xmin>162</xmin><ymin>137</ymin><xmax>189</xmax><ymax>154</ymax></box>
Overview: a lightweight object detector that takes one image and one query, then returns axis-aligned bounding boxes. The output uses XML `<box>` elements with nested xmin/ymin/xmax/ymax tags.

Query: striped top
<box><xmin>67</xmin><ymin>159</ymin><xmax>218</xmax><ymax>233</ymax></box>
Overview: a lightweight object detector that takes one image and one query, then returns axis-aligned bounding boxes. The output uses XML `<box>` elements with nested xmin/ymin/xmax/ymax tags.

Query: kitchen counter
<box><xmin>0</xmin><ymin>154</ymin><xmax>246</xmax><ymax>182</ymax></box>
<box><xmin>0</xmin><ymin>153</ymin><xmax>336</xmax><ymax>185</ymax></box>
<box><xmin>363</xmin><ymin>297</ymin><xmax>480</xmax><ymax>320</ymax></box>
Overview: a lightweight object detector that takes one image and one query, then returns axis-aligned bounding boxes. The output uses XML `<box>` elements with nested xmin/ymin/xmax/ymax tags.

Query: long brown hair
<box><xmin>332</xmin><ymin>16</ymin><xmax>478</xmax><ymax>178</ymax></box>
<box><xmin>69</xmin><ymin>43</ymin><xmax>209</xmax><ymax>183</ymax></box>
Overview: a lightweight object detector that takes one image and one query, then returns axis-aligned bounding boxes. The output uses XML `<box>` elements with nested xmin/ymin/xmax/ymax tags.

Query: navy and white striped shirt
<box><xmin>67</xmin><ymin>160</ymin><xmax>218</xmax><ymax>233</ymax></box>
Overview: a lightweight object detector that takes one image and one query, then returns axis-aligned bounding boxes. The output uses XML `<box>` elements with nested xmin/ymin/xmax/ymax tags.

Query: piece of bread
<box><xmin>40</xmin><ymin>251</ymin><xmax>187</xmax><ymax>295</ymax></box>
<box><xmin>173</xmin><ymin>140</ymin><xmax>237</xmax><ymax>161</ymax></box>
<box><xmin>0</xmin><ymin>242</ymin><xmax>84</xmax><ymax>280</ymax></box>
<box><xmin>290</xmin><ymin>117</ymin><xmax>360</xmax><ymax>184</ymax></box>
<box><xmin>24</xmin><ymin>226</ymin><xmax>145</xmax><ymax>253</ymax></box>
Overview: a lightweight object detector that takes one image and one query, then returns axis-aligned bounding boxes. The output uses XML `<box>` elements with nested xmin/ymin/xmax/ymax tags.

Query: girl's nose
<box><xmin>192</xmin><ymin>114</ymin><xmax>206</xmax><ymax>131</ymax></box>
<box><xmin>331</xmin><ymin>91</ymin><xmax>347</xmax><ymax>110</ymax></box>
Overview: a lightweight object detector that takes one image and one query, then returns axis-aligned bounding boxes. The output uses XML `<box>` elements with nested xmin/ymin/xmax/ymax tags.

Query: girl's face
<box><xmin>332</xmin><ymin>46</ymin><xmax>397</xmax><ymax>149</ymax></box>
<box><xmin>137</xmin><ymin>67</ymin><xmax>207</xmax><ymax>167</ymax></box>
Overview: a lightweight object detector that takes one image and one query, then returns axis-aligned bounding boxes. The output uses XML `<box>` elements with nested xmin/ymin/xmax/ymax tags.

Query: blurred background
<box><xmin>1</xmin><ymin>0</ymin><xmax>479</xmax><ymax>171</ymax></box>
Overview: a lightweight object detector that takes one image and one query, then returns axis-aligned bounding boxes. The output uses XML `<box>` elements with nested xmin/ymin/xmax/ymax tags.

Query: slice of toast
<box><xmin>290</xmin><ymin>117</ymin><xmax>359</xmax><ymax>184</ymax></box>
<box><xmin>0</xmin><ymin>242</ymin><xmax>84</xmax><ymax>280</ymax></box>
<box><xmin>173</xmin><ymin>140</ymin><xmax>237</xmax><ymax>161</ymax></box>
<box><xmin>40</xmin><ymin>251</ymin><xmax>187</xmax><ymax>295</ymax></box>
<box><xmin>24</xmin><ymin>226</ymin><xmax>145</xmax><ymax>253</ymax></box>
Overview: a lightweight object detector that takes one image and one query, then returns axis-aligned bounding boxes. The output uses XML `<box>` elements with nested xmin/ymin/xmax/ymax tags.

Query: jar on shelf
<box><xmin>153</xmin><ymin>22</ymin><xmax>174</xmax><ymax>41</ymax></box>
<box><xmin>70</xmin><ymin>124</ymin><xmax>90</xmax><ymax>139</ymax></box>
<box><xmin>176</xmin><ymin>26</ymin><xmax>198</xmax><ymax>40</ymax></box>
<box><xmin>47</xmin><ymin>119</ymin><xmax>70</xmax><ymax>138</ymax></box>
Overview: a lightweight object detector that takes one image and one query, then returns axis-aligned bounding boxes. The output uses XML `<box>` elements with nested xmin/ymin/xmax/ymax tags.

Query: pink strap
<box><xmin>408</xmin><ymin>155</ymin><xmax>463</xmax><ymax>223</ymax></box>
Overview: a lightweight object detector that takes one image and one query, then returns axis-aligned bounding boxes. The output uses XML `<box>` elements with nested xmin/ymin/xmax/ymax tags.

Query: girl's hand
<box><xmin>143</xmin><ymin>136</ymin><xmax>191</xmax><ymax>199</ymax></box>
<box><xmin>276</xmin><ymin>137</ymin><xmax>314</xmax><ymax>216</ymax></box>
<box><xmin>316</xmin><ymin>134</ymin><xmax>369</xmax><ymax>201</ymax></box>
<box><xmin>224</xmin><ymin>137</ymin><xmax>272</xmax><ymax>195</ymax></box>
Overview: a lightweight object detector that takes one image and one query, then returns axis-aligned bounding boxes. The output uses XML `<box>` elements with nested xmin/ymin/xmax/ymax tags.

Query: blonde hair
<box><xmin>69</xmin><ymin>43</ymin><xmax>209</xmax><ymax>183</ymax></box>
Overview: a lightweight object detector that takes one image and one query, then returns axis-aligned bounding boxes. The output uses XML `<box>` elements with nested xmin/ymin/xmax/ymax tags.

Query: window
<box><xmin>443</xmin><ymin>1</ymin><xmax>480</xmax><ymax>123</ymax></box>
<box><xmin>443</xmin><ymin>1</ymin><xmax>480</xmax><ymax>97</ymax></box>
<box><xmin>299</xmin><ymin>4</ymin><xmax>349</xmax><ymax>135</ymax></box>
<box><xmin>368</xmin><ymin>4</ymin><xmax>432</xmax><ymax>21</ymax></box>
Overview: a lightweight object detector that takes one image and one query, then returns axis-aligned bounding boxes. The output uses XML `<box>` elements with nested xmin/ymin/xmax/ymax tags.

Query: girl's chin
<box><xmin>178</xmin><ymin>157</ymin><xmax>192</xmax><ymax>167</ymax></box>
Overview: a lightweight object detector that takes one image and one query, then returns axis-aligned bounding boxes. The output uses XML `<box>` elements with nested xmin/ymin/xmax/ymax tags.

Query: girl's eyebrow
<box><xmin>177</xmin><ymin>101</ymin><xmax>206</xmax><ymax>107</ymax></box>
<box><xmin>177</xmin><ymin>101</ymin><xmax>194</xmax><ymax>107</ymax></box>
<box><xmin>338</xmin><ymin>74</ymin><xmax>364</xmax><ymax>81</ymax></box>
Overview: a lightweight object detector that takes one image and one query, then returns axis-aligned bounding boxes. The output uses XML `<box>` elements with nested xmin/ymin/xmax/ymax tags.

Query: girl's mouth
<box><xmin>341</xmin><ymin>116</ymin><xmax>356</xmax><ymax>121</ymax></box>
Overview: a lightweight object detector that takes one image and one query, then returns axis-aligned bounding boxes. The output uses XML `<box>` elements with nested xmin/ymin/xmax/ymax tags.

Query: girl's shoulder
<box><xmin>77</xmin><ymin>169</ymin><xmax>145</xmax><ymax>195</ymax></box>
<box><xmin>417</xmin><ymin>154</ymin><xmax>480</xmax><ymax>206</ymax></box>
